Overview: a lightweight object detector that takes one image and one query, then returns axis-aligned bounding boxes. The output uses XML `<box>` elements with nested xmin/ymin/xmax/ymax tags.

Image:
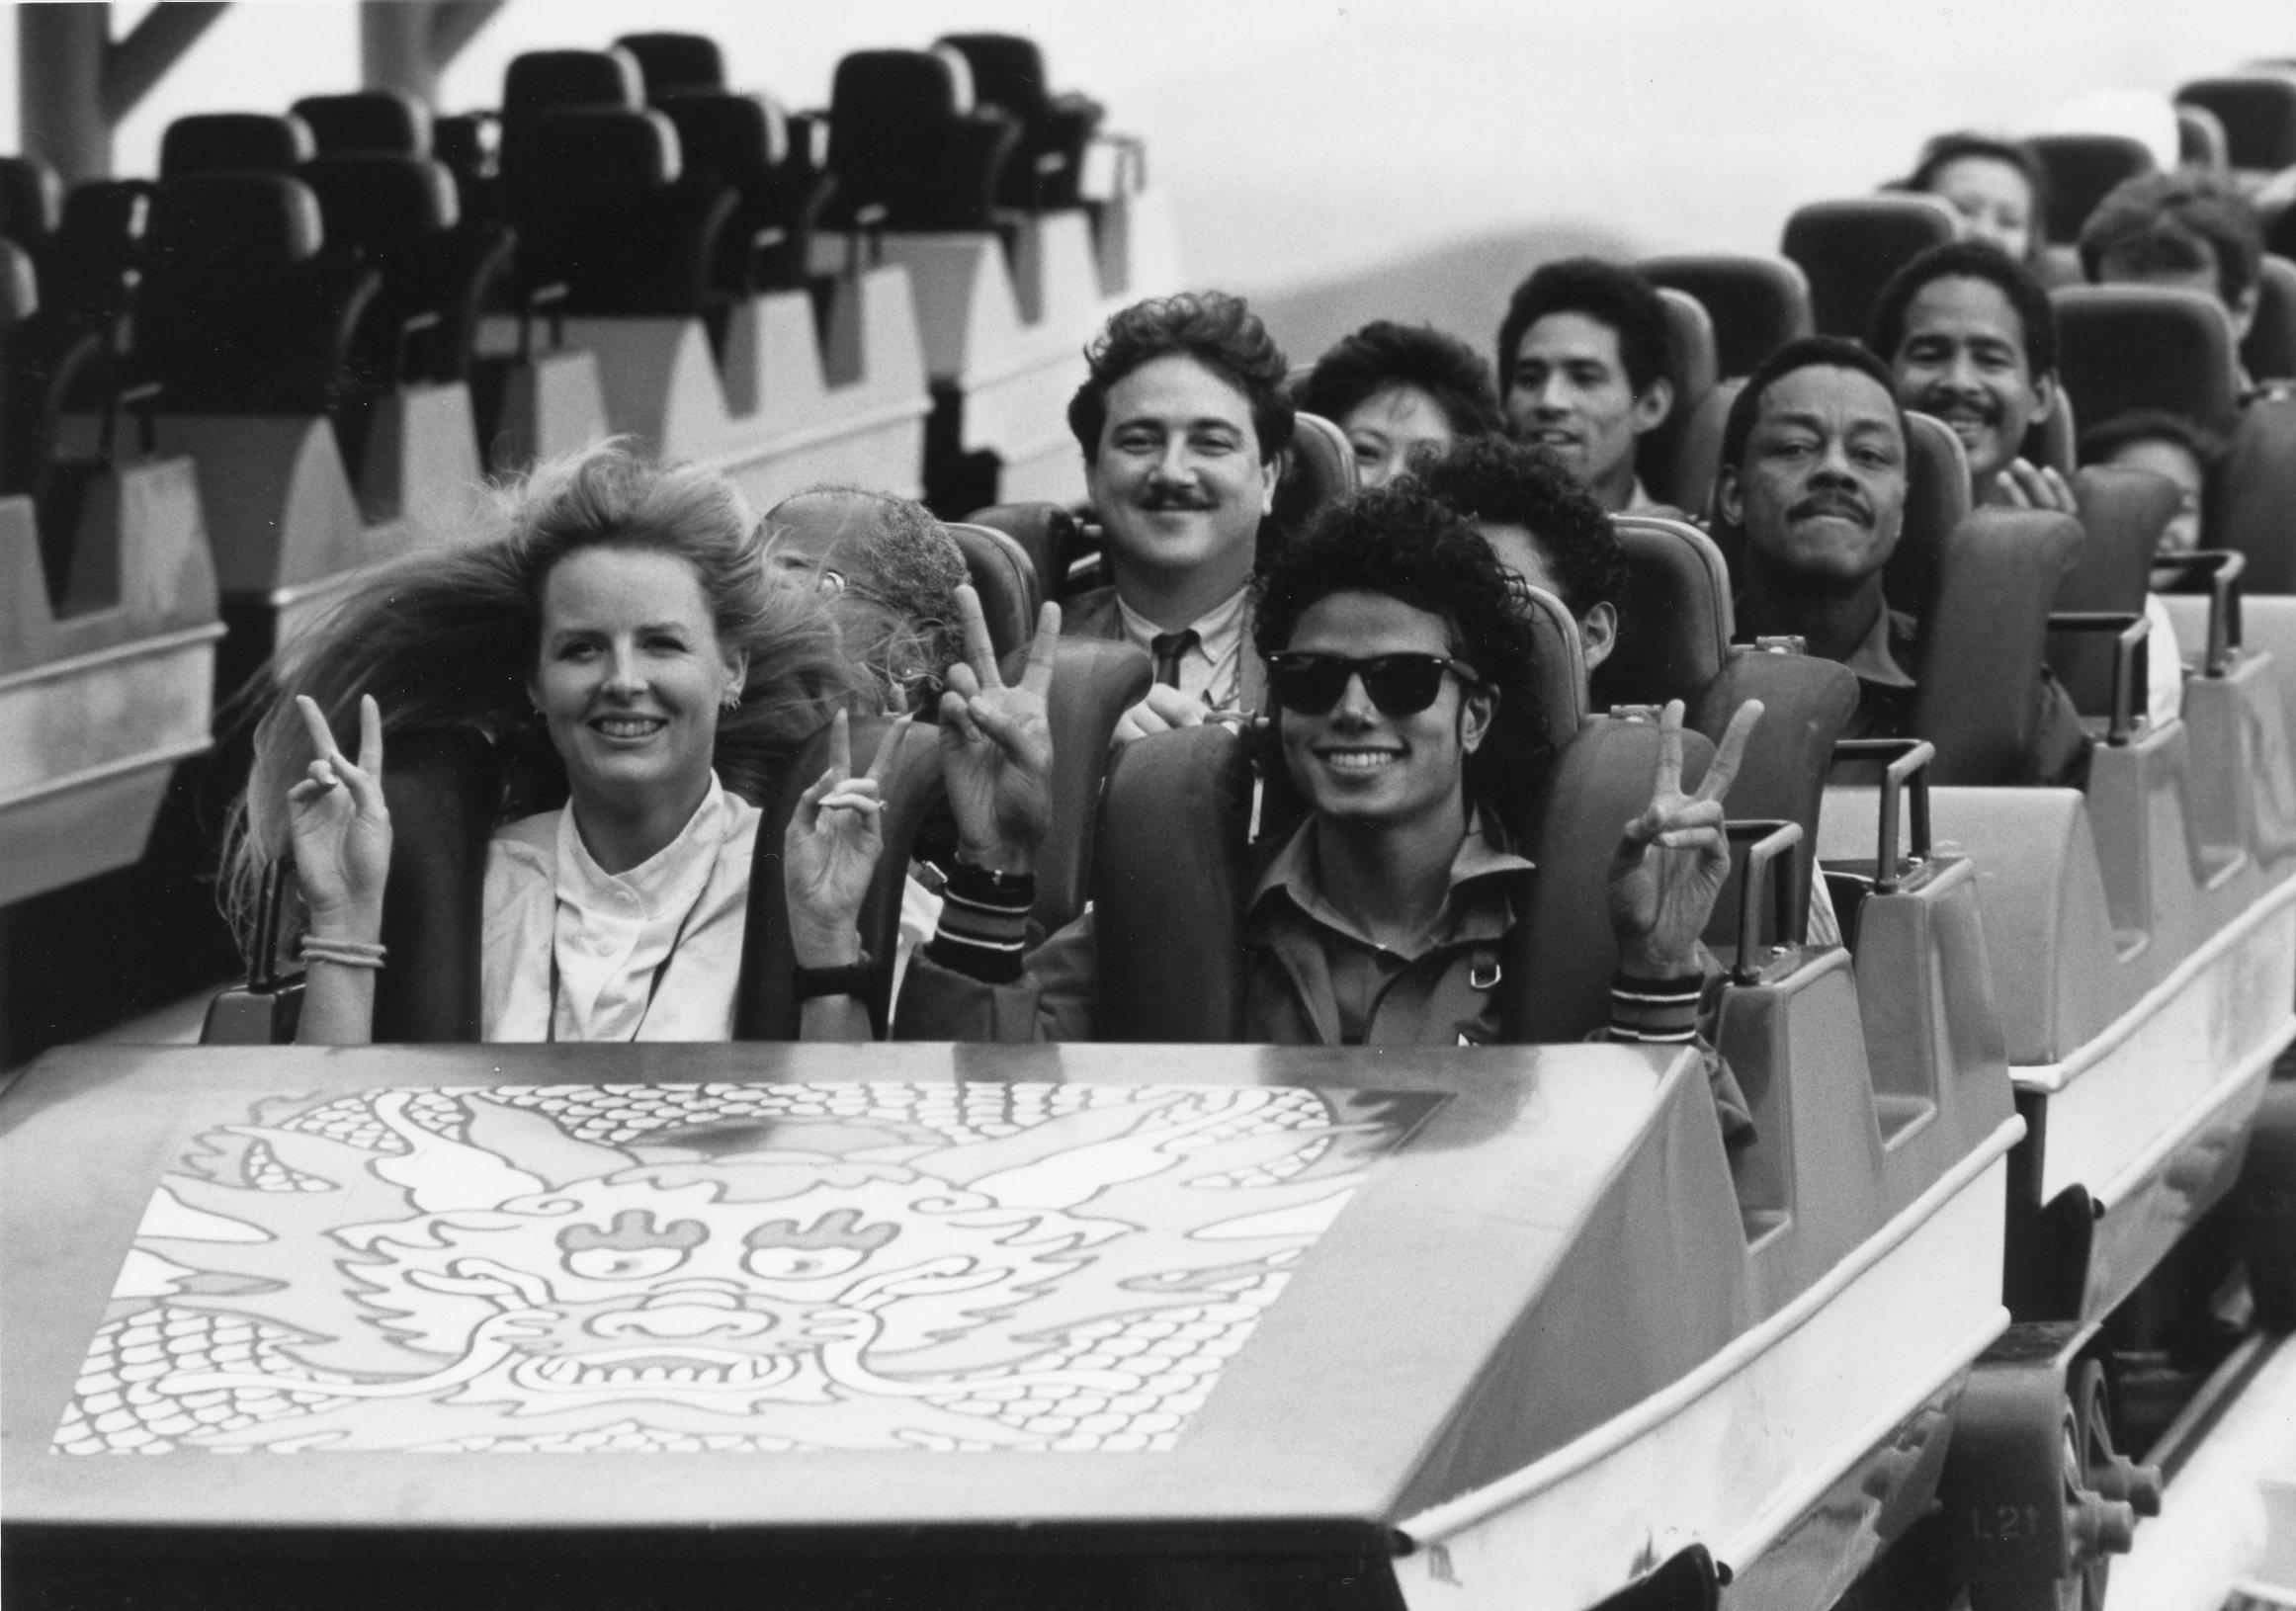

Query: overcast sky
<box><xmin>5</xmin><ymin>0</ymin><xmax>2294</xmax><ymax>296</ymax></box>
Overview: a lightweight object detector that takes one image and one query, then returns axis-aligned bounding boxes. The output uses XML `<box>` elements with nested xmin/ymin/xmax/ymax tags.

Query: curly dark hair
<box><xmin>1869</xmin><ymin>238</ymin><xmax>2059</xmax><ymax>380</ymax></box>
<box><xmin>1402</xmin><ymin>436</ymin><xmax>1628</xmax><ymax>616</ymax></box>
<box><xmin>1294</xmin><ymin>320</ymin><xmax>1505</xmax><ymax>440</ymax></box>
<box><xmin>2079</xmin><ymin>171</ymin><xmax>2263</xmax><ymax>308</ymax></box>
<box><xmin>1253</xmin><ymin>485</ymin><xmax>1544</xmax><ymax>820</ymax></box>
<box><xmin>1495</xmin><ymin>257</ymin><xmax>1673</xmax><ymax>396</ymax></box>
<box><xmin>1065</xmin><ymin>291</ymin><xmax>1295</xmax><ymax>462</ymax></box>
<box><xmin>2078</xmin><ymin>407</ymin><xmax>2226</xmax><ymax>469</ymax></box>
<box><xmin>1908</xmin><ymin>132</ymin><xmax>2051</xmax><ymax>255</ymax></box>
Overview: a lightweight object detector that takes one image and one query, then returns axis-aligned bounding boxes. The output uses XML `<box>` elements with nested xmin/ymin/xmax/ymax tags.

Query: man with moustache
<box><xmin>1495</xmin><ymin>258</ymin><xmax>1679</xmax><ymax>515</ymax></box>
<box><xmin>1720</xmin><ymin>335</ymin><xmax>2087</xmax><ymax>779</ymax></box>
<box><xmin>1061</xmin><ymin>292</ymin><xmax>1290</xmax><ymax>742</ymax></box>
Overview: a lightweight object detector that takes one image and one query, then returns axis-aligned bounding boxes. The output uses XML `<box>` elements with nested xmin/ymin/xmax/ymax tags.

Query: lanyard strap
<box><xmin>547</xmin><ymin>884</ymin><xmax>709</xmax><ymax>1044</ymax></box>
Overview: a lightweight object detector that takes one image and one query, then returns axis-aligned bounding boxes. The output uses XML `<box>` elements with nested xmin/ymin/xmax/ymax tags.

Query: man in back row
<box><xmin>1496</xmin><ymin>258</ymin><xmax>1680</xmax><ymax>516</ymax></box>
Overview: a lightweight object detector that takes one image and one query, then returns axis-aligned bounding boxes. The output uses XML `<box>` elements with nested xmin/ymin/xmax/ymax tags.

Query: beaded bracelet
<box><xmin>300</xmin><ymin>935</ymin><xmax>388</xmax><ymax>970</ymax></box>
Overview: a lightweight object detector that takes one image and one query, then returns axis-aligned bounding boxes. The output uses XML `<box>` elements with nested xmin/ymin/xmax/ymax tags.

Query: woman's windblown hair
<box><xmin>222</xmin><ymin>442</ymin><xmax>869</xmax><ymax>956</ymax></box>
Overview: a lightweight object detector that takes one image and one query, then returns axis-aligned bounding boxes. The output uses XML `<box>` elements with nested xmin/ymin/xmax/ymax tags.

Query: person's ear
<box><xmin>1460</xmin><ymin>683</ymin><xmax>1499</xmax><ymax>753</ymax></box>
<box><xmin>1579</xmin><ymin>601</ymin><xmax>1618</xmax><ymax>671</ymax></box>
<box><xmin>722</xmin><ymin>649</ymin><xmax>748</xmax><ymax>707</ymax></box>
<box><xmin>1260</xmin><ymin>448</ymin><xmax>1284</xmax><ymax>516</ymax></box>
<box><xmin>1633</xmin><ymin>375</ymin><xmax>1676</xmax><ymax>435</ymax></box>
<box><xmin>1716</xmin><ymin>462</ymin><xmax>1744</xmax><ymax>529</ymax></box>
<box><xmin>2030</xmin><ymin>368</ymin><xmax>2058</xmax><ymax>426</ymax></box>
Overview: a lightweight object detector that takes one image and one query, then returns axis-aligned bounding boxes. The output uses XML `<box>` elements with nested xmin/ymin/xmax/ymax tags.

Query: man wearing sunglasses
<box><xmin>877</xmin><ymin>488</ymin><xmax>1758</xmax><ymax>1140</ymax></box>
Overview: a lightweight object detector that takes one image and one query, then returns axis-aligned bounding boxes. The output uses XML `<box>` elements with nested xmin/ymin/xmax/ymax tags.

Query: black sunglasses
<box><xmin>1264</xmin><ymin>652</ymin><xmax>1483</xmax><ymax>718</ymax></box>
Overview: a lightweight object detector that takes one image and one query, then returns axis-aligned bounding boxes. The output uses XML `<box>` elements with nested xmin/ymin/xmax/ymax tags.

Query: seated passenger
<box><xmin>1720</xmin><ymin>336</ymin><xmax>2087</xmax><ymax>780</ymax></box>
<box><xmin>2080</xmin><ymin>408</ymin><xmax>2220</xmax><ymax>561</ymax></box>
<box><xmin>1496</xmin><ymin>257</ymin><xmax>1678</xmax><ymax>515</ymax></box>
<box><xmin>1062</xmin><ymin>292</ymin><xmax>1288</xmax><ymax>742</ymax></box>
<box><xmin>2080</xmin><ymin>171</ymin><xmax>2266</xmax><ymax>390</ymax></box>
<box><xmin>1904</xmin><ymin>132</ymin><xmax>2047</xmax><ymax>269</ymax></box>
<box><xmin>850</xmin><ymin>486</ymin><xmax>1757</xmax><ymax>1139</ymax></box>
<box><xmin>232</xmin><ymin>444</ymin><xmax>890</xmax><ymax>1045</ymax></box>
<box><xmin>761</xmin><ymin>484</ymin><xmax>967</xmax><ymax>713</ymax></box>
<box><xmin>1871</xmin><ymin>242</ymin><xmax>2182</xmax><ymax>725</ymax></box>
<box><xmin>1403</xmin><ymin>434</ymin><xmax>1624</xmax><ymax>673</ymax></box>
<box><xmin>1293</xmin><ymin>319</ymin><xmax>1504</xmax><ymax>488</ymax></box>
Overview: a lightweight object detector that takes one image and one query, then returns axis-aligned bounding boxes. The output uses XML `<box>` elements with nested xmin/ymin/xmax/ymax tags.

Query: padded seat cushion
<box><xmin>300</xmin><ymin>154</ymin><xmax>459</xmax><ymax>243</ymax></box>
<box><xmin>616</xmin><ymin>33</ymin><xmax>726</xmax><ymax>101</ymax></box>
<box><xmin>1912</xmin><ymin>508</ymin><xmax>2083</xmax><ymax>786</ymax></box>
<box><xmin>2177</xmin><ymin>76</ymin><xmax>2296</xmax><ymax>172</ymax></box>
<box><xmin>1591</xmin><ymin>515</ymin><xmax>1734</xmax><ymax>711</ymax></box>
<box><xmin>292</xmin><ymin>92</ymin><xmax>430</xmax><ymax>158</ymax></box>
<box><xmin>159</xmin><ymin>113</ymin><xmax>314</xmax><ymax>178</ymax></box>
<box><xmin>2053</xmin><ymin>284</ymin><xmax>2241</xmax><ymax>442</ymax></box>
<box><xmin>504</xmin><ymin>48</ymin><xmax>643</xmax><ymax>121</ymax></box>
<box><xmin>1640</xmin><ymin>253</ymin><xmax>1815</xmax><ymax>380</ymax></box>
<box><xmin>2026</xmin><ymin>133</ymin><xmax>2155</xmax><ymax>244</ymax></box>
<box><xmin>1781</xmin><ymin>196</ymin><xmax>1959</xmax><ymax>340</ymax></box>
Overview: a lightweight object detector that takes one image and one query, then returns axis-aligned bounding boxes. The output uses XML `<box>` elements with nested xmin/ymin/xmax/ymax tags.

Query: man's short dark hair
<box><xmin>2078</xmin><ymin>407</ymin><xmax>2226</xmax><ymax>469</ymax></box>
<box><xmin>1495</xmin><ymin>257</ymin><xmax>1673</xmax><ymax>396</ymax></box>
<box><xmin>1253</xmin><ymin>485</ymin><xmax>1544</xmax><ymax>816</ymax></box>
<box><xmin>1869</xmin><ymin>239</ymin><xmax>2059</xmax><ymax>380</ymax></box>
<box><xmin>1294</xmin><ymin>320</ymin><xmax>1505</xmax><ymax>439</ymax></box>
<box><xmin>1402</xmin><ymin>436</ymin><xmax>1628</xmax><ymax>617</ymax></box>
<box><xmin>1908</xmin><ymin>132</ymin><xmax>2050</xmax><ymax>250</ymax></box>
<box><xmin>1066</xmin><ymin>291</ymin><xmax>1295</xmax><ymax>463</ymax></box>
<box><xmin>1721</xmin><ymin>335</ymin><xmax>1910</xmax><ymax>475</ymax></box>
<box><xmin>2079</xmin><ymin>171</ymin><xmax>2263</xmax><ymax>308</ymax></box>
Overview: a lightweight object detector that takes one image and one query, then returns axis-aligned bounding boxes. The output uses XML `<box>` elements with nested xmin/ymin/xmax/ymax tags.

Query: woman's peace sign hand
<box><xmin>783</xmin><ymin>709</ymin><xmax>907</xmax><ymax>968</ymax></box>
<box><xmin>1608</xmin><ymin>698</ymin><xmax>1763</xmax><ymax>978</ymax></box>
<box><xmin>285</xmin><ymin>693</ymin><xmax>391</xmax><ymax>937</ymax></box>
<box><xmin>938</xmin><ymin>585</ymin><xmax>1060</xmax><ymax>876</ymax></box>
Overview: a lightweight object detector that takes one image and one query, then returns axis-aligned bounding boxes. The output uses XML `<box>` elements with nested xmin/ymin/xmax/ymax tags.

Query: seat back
<box><xmin>1912</xmin><ymin>508</ymin><xmax>2083</xmax><ymax>785</ymax></box>
<box><xmin>159</xmin><ymin>113</ymin><xmax>314</xmax><ymax>178</ymax></box>
<box><xmin>2177</xmin><ymin>76</ymin><xmax>2296</xmax><ymax>175</ymax></box>
<box><xmin>936</xmin><ymin>33</ymin><xmax>1054</xmax><ymax>119</ymax></box>
<box><xmin>1879</xmin><ymin>412</ymin><xmax>1975</xmax><ymax>633</ymax></box>
<box><xmin>373</xmin><ymin>728</ymin><xmax>502</xmax><ymax>1041</ymax></box>
<box><xmin>827</xmin><ymin>48</ymin><xmax>1020</xmax><ymax>230</ymax></box>
<box><xmin>292</xmin><ymin>91</ymin><xmax>430</xmax><ymax>158</ymax></box>
<box><xmin>2210</xmin><ymin>393</ymin><xmax>2296</xmax><ymax>592</ymax></box>
<box><xmin>1669</xmin><ymin>376</ymin><xmax>1743</xmax><ymax>526</ymax></box>
<box><xmin>2177</xmin><ymin>103</ymin><xmax>2231</xmax><ymax>172</ymax></box>
<box><xmin>2245</xmin><ymin>254</ymin><xmax>2296</xmax><ymax>383</ymax></box>
<box><xmin>300</xmin><ymin>153</ymin><xmax>458</xmax><ymax>253</ymax></box>
<box><xmin>615</xmin><ymin>32</ymin><xmax>726</xmax><ymax>101</ymax></box>
<box><xmin>506</xmin><ymin>108</ymin><xmax>736</xmax><ymax>318</ymax></box>
<box><xmin>1638</xmin><ymin>288</ymin><xmax>1719</xmax><ymax>511</ymax></box>
<box><xmin>936</xmin><ymin>32</ymin><xmax>1101</xmax><ymax>212</ymax></box>
<box><xmin>1271</xmin><ymin>410</ymin><xmax>1358</xmax><ymax>538</ymax></box>
<box><xmin>1780</xmin><ymin>195</ymin><xmax>1959</xmax><ymax>339</ymax></box>
<box><xmin>0</xmin><ymin>155</ymin><xmax>61</xmax><ymax>250</ymax></box>
<box><xmin>1035</xmin><ymin>637</ymin><xmax>1153</xmax><ymax>934</ymax></box>
<box><xmin>946</xmin><ymin>520</ymin><xmax>1040</xmax><ymax>660</ymax></box>
<box><xmin>503</xmin><ymin>47</ymin><xmax>643</xmax><ymax>122</ymax></box>
<box><xmin>1639</xmin><ymin>253</ymin><xmax>1815</xmax><ymax>379</ymax></box>
<box><xmin>966</xmin><ymin>500</ymin><xmax>1094</xmax><ymax>605</ymax></box>
<box><xmin>1590</xmin><ymin>515</ymin><xmax>1734</xmax><ymax>711</ymax></box>
<box><xmin>2052</xmin><ymin>283</ymin><xmax>2242</xmax><ymax>442</ymax></box>
<box><xmin>2053</xmin><ymin>465</ymin><xmax>2178</xmax><ymax>714</ymax></box>
<box><xmin>2025</xmin><ymin>133</ymin><xmax>2156</xmax><ymax>244</ymax></box>
<box><xmin>657</xmin><ymin>89</ymin><xmax>790</xmax><ymax>175</ymax></box>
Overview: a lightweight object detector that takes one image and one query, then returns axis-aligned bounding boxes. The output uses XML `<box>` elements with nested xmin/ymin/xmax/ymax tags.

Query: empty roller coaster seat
<box><xmin>1639</xmin><ymin>253</ymin><xmax>1815</xmax><ymax>380</ymax></box>
<box><xmin>1781</xmin><ymin>195</ymin><xmax>1959</xmax><ymax>340</ymax></box>
<box><xmin>2025</xmin><ymin>133</ymin><xmax>2156</xmax><ymax>245</ymax></box>
<box><xmin>654</xmin><ymin>90</ymin><xmax>829</xmax><ymax>294</ymax></box>
<box><xmin>825</xmin><ymin>48</ymin><xmax>1021</xmax><ymax>231</ymax></box>
<box><xmin>1912</xmin><ymin>508</ymin><xmax>2085</xmax><ymax>787</ymax></box>
<box><xmin>1638</xmin><ymin>288</ymin><xmax>1719</xmax><ymax>513</ymax></box>
<box><xmin>615</xmin><ymin>32</ymin><xmax>727</xmax><ymax>101</ymax></box>
<box><xmin>2052</xmin><ymin>284</ymin><xmax>2242</xmax><ymax>441</ymax></box>
<box><xmin>2177</xmin><ymin>75</ymin><xmax>2296</xmax><ymax>176</ymax></box>
<box><xmin>134</xmin><ymin>173</ymin><xmax>378</xmax><ymax>414</ymax></box>
<box><xmin>292</xmin><ymin>91</ymin><xmax>430</xmax><ymax>158</ymax></box>
<box><xmin>157</xmin><ymin>113</ymin><xmax>314</xmax><ymax>179</ymax></box>
<box><xmin>344</xmin><ymin>717</ymin><xmax>938</xmax><ymax>1042</ymax></box>
<box><xmin>935</xmin><ymin>33</ymin><xmax>1105</xmax><ymax>211</ymax></box>
<box><xmin>503</xmin><ymin>109</ymin><xmax>736</xmax><ymax>320</ymax></box>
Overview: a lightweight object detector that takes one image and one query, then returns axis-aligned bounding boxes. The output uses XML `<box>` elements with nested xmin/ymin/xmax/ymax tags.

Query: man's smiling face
<box><xmin>1721</xmin><ymin>364</ymin><xmax>1910</xmax><ymax>589</ymax></box>
<box><xmin>1887</xmin><ymin>273</ymin><xmax>2055</xmax><ymax>490</ymax></box>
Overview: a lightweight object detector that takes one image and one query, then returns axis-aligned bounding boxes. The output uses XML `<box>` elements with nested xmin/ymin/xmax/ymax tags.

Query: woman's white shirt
<box><xmin>481</xmin><ymin>776</ymin><xmax>759</xmax><ymax>1042</ymax></box>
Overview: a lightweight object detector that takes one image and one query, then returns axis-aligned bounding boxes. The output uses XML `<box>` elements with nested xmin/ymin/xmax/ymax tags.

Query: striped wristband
<box><xmin>925</xmin><ymin>859</ymin><xmax>1036</xmax><ymax>982</ymax></box>
<box><xmin>1607</xmin><ymin>971</ymin><xmax>1704</xmax><ymax>1044</ymax></box>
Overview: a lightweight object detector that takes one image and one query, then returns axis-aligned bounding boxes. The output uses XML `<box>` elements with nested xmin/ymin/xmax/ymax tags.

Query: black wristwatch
<box><xmin>794</xmin><ymin>951</ymin><xmax>874</xmax><ymax>1002</ymax></box>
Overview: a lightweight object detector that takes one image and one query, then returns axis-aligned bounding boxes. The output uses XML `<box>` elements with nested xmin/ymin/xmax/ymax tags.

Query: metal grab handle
<box><xmin>392</xmin><ymin>309</ymin><xmax>440</xmax><ymax>385</ymax></box>
<box><xmin>98</xmin><ymin>380</ymin><xmax>163</xmax><ymax>466</ymax></box>
<box><xmin>2152</xmin><ymin>549</ymin><xmax>2245</xmax><ymax>678</ymax></box>
<box><xmin>845</xmin><ymin>203</ymin><xmax>888</xmax><ymax>279</ymax></box>
<box><xmin>1728</xmin><ymin>819</ymin><xmax>1803</xmax><ymax>986</ymax></box>
<box><xmin>518</xmin><ymin>282</ymin><xmax>567</xmax><ymax>360</ymax></box>
<box><xmin>1832</xmin><ymin>737</ymin><xmax>1934</xmax><ymax>894</ymax></box>
<box><xmin>2048</xmin><ymin>610</ymin><xmax>2151</xmax><ymax>745</ymax></box>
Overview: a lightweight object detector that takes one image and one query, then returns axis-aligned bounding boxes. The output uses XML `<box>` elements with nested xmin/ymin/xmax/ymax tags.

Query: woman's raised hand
<box><xmin>1608</xmin><ymin>698</ymin><xmax>1763</xmax><ymax>977</ymax></box>
<box><xmin>939</xmin><ymin>585</ymin><xmax>1060</xmax><ymax>876</ymax></box>
<box><xmin>783</xmin><ymin>708</ymin><xmax>906</xmax><ymax>968</ymax></box>
<box><xmin>286</xmin><ymin>693</ymin><xmax>391</xmax><ymax>937</ymax></box>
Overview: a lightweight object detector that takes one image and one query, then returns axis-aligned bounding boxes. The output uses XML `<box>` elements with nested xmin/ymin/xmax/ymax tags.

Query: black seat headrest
<box><xmin>2176</xmin><ymin>104</ymin><xmax>2230</xmax><ymax>172</ymax></box>
<box><xmin>2177</xmin><ymin>75</ymin><xmax>2296</xmax><ymax>172</ymax></box>
<box><xmin>513</xmin><ymin>108</ymin><xmax>682</xmax><ymax>192</ymax></box>
<box><xmin>1274</xmin><ymin>411</ymin><xmax>1358</xmax><ymax>535</ymax></box>
<box><xmin>655</xmin><ymin>91</ymin><xmax>788</xmax><ymax>174</ymax></box>
<box><xmin>2245</xmin><ymin>254</ymin><xmax>2296</xmax><ymax>383</ymax></box>
<box><xmin>299</xmin><ymin>154</ymin><xmax>459</xmax><ymax>245</ymax></box>
<box><xmin>1781</xmin><ymin>195</ymin><xmax>1960</xmax><ymax>339</ymax></box>
<box><xmin>146</xmin><ymin>172</ymin><xmax>325</xmax><ymax>273</ymax></box>
<box><xmin>832</xmin><ymin>48</ymin><xmax>970</xmax><ymax>132</ymax></box>
<box><xmin>1639</xmin><ymin>288</ymin><xmax>1719</xmax><ymax>511</ymax></box>
<box><xmin>503</xmin><ymin>48</ymin><xmax>644</xmax><ymax>122</ymax></box>
<box><xmin>946</xmin><ymin>521</ymin><xmax>1040</xmax><ymax>662</ymax></box>
<box><xmin>2052</xmin><ymin>283</ymin><xmax>2242</xmax><ymax>443</ymax></box>
<box><xmin>292</xmin><ymin>91</ymin><xmax>430</xmax><ymax>158</ymax></box>
<box><xmin>1640</xmin><ymin>253</ymin><xmax>1816</xmax><ymax>379</ymax></box>
<box><xmin>1913</xmin><ymin>508</ymin><xmax>2083</xmax><ymax>786</ymax></box>
<box><xmin>2025</xmin><ymin>133</ymin><xmax>2156</xmax><ymax>244</ymax></box>
<box><xmin>1590</xmin><ymin>515</ymin><xmax>1733</xmax><ymax>711</ymax></box>
<box><xmin>1879</xmin><ymin>412</ymin><xmax>1975</xmax><ymax>632</ymax></box>
<box><xmin>965</xmin><ymin>501</ymin><xmax>1094</xmax><ymax>605</ymax></box>
<box><xmin>615</xmin><ymin>33</ymin><xmax>727</xmax><ymax>101</ymax></box>
<box><xmin>159</xmin><ymin>112</ymin><xmax>315</xmax><ymax>178</ymax></box>
<box><xmin>936</xmin><ymin>34</ymin><xmax>1053</xmax><ymax>118</ymax></box>
<box><xmin>1515</xmin><ymin>584</ymin><xmax>1592</xmax><ymax>762</ymax></box>
<box><xmin>0</xmin><ymin>154</ymin><xmax>62</xmax><ymax>246</ymax></box>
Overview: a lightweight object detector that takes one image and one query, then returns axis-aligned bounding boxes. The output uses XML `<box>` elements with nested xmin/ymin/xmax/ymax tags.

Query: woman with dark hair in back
<box><xmin>1907</xmin><ymin>132</ymin><xmax>2052</xmax><ymax>268</ymax></box>
<box><xmin>1294</xmin><ymin>319</ymin><xmax>1505</xmax><ymax>488</ymax></box>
